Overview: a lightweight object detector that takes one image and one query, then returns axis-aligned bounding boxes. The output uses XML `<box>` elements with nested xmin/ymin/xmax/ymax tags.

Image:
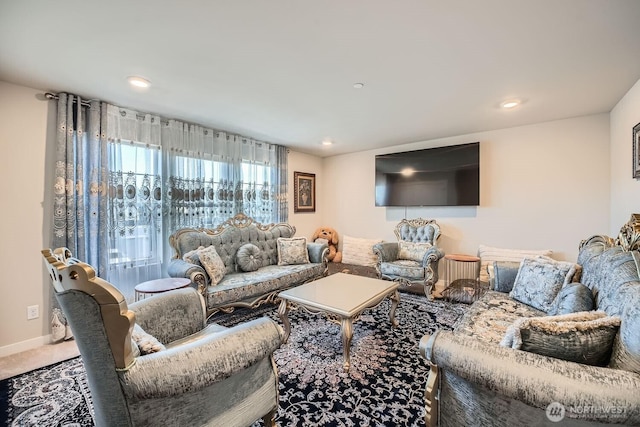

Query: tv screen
<box><xmin>375</xmin><ymin>142</ymin><xmax>480</xmax><ymax>207</ymax></box>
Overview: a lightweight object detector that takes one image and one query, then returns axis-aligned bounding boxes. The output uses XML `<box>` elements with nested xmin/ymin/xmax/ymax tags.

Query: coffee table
<box><xmin>277</xmin><ymin>273</ymin><xmax>400</xmax><ymax>372</ymax></box>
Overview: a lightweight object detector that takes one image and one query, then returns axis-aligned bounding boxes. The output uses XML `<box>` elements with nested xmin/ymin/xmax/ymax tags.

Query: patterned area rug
<box><xmin>1</xmin><ymin>293</ymin><xmax>467</xmax><ymax>427</ymax></box>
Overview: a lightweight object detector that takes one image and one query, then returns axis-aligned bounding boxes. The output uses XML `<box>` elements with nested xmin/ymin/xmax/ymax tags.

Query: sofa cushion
<box><xmin>182</xmin><ymin>247</ymin><xmax>203</xmax><ymax>268</ymax></box>
<box><xmin>478</xmin><ymin>244</ymin><xmax>553</xmax><ymax>284</ymax></box>
<box><xmin>609</xmin><ymin>292</ymin><xmax>640</xmax><ymax>374</ymax></box>
<box><xmin>547</xmin><ymin>282</ymin><xmax>595</xmax><ymax>315</ymax></box>
<box><xmin>277</xmin><ymin>237</ymin><xmax>310</xmax><ymax>265</ymax></box>
<box><xmin>491</xmin><ymin>261</ymin><xmax>521</xmax><ymax>293</ymax></box>
<box><xmin>397</xmin><ymin>241</ymin><xmax>432</xmax><ymax>262</ymax></box>
<box><xmin>500</xmin><ymin>311</ymin><xmax>620</xmax><ymax>366</ymax></box>
<box><xmin>236</xmin><ymin>243</ymin><xmax>262</xmax><ymax>272</ymax></box>
<box><xmin>509</xmin><ymin>256</ymin><xmax>577</xmax><ymax>313</ymax></box>
<box><xmin>342</xmin><ymin>235</ymin><xmax>382</xmax><ymax>267</ymax></box>
<box><xmin>198</xmin><ymin>245</ymin><xmax>226</xmax><ymax>286</ymax></box>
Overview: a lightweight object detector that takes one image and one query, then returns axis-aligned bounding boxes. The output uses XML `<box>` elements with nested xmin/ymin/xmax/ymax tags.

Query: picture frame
<box><xmin>634</xmin><ymin>122</ymin><xmax>640</xmax><ymax>179</ymax></box>
<box><xmin>294</xmin><ymin>171</ymin><xmax>316</xmax><ymax>213</ymax></box>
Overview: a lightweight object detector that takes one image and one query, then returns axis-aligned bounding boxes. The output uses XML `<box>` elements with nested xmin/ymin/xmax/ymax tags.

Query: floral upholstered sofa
<box><xmin>168</xmin><ymin>214</ymin><xmax>328</xmax><ymax>316</ymax></box>
<box><xmin>420</xmin><ymin>215</ymin><xmax>640</xmax><ymax>426</ymax></box>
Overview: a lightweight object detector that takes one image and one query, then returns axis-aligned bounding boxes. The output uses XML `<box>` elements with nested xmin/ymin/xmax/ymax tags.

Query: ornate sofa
<box><xmin>373</xmin><ymin>218</ymin><xmax>445</xmax><ymax>298</ymax></box>
<box><xmin>168</xmin><ymin>214</ymin><xmax>328</xmax><ymax>316</ymax></box>
<box><xmin>42</xmin><ymin>247</ymin><xmax>283</xmax><ymax>427</ymax></box>
<box><xmin>419</xmin><ymin>216</ymin><xmax>640</xmax><ymax>426</ymax></box>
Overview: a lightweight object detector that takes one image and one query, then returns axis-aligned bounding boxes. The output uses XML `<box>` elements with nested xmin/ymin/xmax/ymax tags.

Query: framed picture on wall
<box><xmin>634</xmin><ymin>122</ymin><xmax>640</xmax><ymax>179</ymax></box>
<box><xmin>294</xmin><ymin>171</ymin><xmax>315</xmax><ymax>213</ymax></box>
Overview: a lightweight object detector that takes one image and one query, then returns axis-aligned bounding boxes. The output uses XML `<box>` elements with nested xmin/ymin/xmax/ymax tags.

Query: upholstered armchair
<box><xmin>373</xmin><ymin>218</ymin><xmax>445</xmax><ymax>298</ymax></box>
<box><xmin>41</xmin><ymin>248</ymin><xmax>283</xmax><ymax>427</ymax></box>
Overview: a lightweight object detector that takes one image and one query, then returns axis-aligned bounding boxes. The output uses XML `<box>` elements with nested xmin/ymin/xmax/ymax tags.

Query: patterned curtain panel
<box><xmin>52</xmin><ymin>94</ymin><xmax>109</xmax><ymax>277</ymax></box>
<box><xmin>161</xmin><ymin>120</ymin><xmax>287</xmax><ymax>233</ymax></box>
<box><xmin>104</xmin><ymin>105</ymin><xmax>163</xmax><ymax>301</ymax></box>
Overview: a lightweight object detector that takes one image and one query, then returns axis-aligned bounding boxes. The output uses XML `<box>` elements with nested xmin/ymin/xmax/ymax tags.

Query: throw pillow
<box><xmin>509</xmin><ymin>256</ymin><xmax>578</xmax><ymax>313</ymax></box>
<box><xmin>277</xmin><ymin>237</ymin><xmax>310</xmax><ymax>265</ymax></box>
<box><xmin>237</xmin><ymin>243</ymin><xmax>262</xmax><ymax>272</ymax></box>
<box><xmin>198</xmin><ymin>245</ymin><xmax>226</xmax><ymax>286</ymax></box>
<box><xmin>491</xmin><ymin>261</ymin><xmax>521</xmax><ymax>293</ymax></box>
<box><xmin>500</xmin><ymin>311</ymin><xmax>621</xmax><ymax>366</ymax></box>
<box><xmin>478</xmin><ymin>244</ymin><xmax>553</xmax><ymax>284</ymax></box>
<box><xmin>547</xmin><ymin>282</ymin><xmax>595</xmax><ymax>316</ymax></box>
<box><xmin>132</xmin><ymin>323</ymin><xmax>166</xmax><ymax>355</ymax></box>
<box><xmin>182</xmin><ymin>247</ymin><xmax>203</xmax><ymax>268</ymax></box>
<box><xmin>341</xmin><ymin>235</ymin><xmax>383</xmax><ymax>267</ymax></box>
<box><xmin>397</xmin><ymin>241</ymin><xmax>432</xmax><ymax>262</ymax></box>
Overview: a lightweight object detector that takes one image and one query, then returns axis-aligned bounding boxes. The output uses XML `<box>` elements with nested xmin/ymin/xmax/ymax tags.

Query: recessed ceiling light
<box><xmin>500</xmin><ymin>99</ymin><xmax>521</xmax><ymax>109</ymax></box>
<box><xmin>127</xmin><ymin>76</ymin><xmax>151</xmax><ymax>88</ymax></box>
<box><xmin>353</xmin><ymin>83</ymin><xmax>364</xmax><ymax>89</ymax></box>
<box><xmin>322</xmin><ymin>139</ymin><xmax>333</xmax><ymax>146</ymax></box>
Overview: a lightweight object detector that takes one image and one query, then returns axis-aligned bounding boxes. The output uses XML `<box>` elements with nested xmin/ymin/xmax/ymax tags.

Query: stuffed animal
<box><xmin>311</xmin><ymin>226</ymin><xmax>342</xmax><ymax>263</ymax></box>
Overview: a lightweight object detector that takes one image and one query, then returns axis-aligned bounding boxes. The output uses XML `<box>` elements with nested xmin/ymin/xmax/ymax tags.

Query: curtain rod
<box><xmin>44</xmin><ymin>92</ymin><xmax>94</xmax><ymax>108</ymax></box>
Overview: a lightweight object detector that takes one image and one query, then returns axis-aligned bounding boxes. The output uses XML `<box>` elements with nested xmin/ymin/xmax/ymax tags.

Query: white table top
<box><xmin>279</xmin><ymin>273</ymin><xmax>399</xmax><ymax>317</ymax></box>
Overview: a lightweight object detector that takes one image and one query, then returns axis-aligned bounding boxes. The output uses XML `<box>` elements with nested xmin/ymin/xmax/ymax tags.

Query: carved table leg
<box><xmin>425</xmin><ymin>364</ymin><xmax>439</xmax><ymax>427</ymax></box>
<box><xmin>340</xmin><ymin>317</ymin><xmax>354</xmax><ymax>372</ymax></box>
<box><xmin>389</xmin><ymin>290</ymin><xmax>400</xmax><ymax>328</ymax></box>
<box><xmin>278</xmin><ymin>299</ymin><xmax>291</xmax><ymax>343</ymax></box>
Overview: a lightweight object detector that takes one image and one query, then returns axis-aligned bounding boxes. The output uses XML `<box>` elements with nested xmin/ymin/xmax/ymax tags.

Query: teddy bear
<box><xmin>311</xmin><ymin>226</ymin><xmax>342</xmax><ymax>263</ymax></box>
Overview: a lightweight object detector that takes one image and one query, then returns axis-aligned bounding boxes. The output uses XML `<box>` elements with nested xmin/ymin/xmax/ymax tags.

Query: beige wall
<box><xmin>0</xmin><ymin>81</ymin><xmax>54</xmax><ymax>354</ymax></box>
<box><xmin>610</xmin><ymin>78</ymin><xmax>640</xmax><ymax>232</ymax></box>
<box><xmin>321</xmin><ymin>114</ymin><xmax>611</xmax><ymax>266</ymax></box>
<box><xmin>287</xmin><ymin>150</ymin><xmax>324</xmax><ymax>240</ymax></box>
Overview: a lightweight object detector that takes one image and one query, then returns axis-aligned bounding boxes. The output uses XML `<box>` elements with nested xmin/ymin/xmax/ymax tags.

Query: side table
<box><xmin>134</xmin><ymin>277</ymin><xmax>191</xmax><ymax>301</ymax></box>
<box><xmin>442</xmin><ymin>254</ymin><xmax>484</xmax><ymax>303</ymax></box>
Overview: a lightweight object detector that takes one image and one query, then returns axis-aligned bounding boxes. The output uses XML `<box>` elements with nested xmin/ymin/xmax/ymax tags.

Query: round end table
<box><xmin>134</xmin><ymin>277</ymin><xmax>191</xmax><ymax>301</ymax></box>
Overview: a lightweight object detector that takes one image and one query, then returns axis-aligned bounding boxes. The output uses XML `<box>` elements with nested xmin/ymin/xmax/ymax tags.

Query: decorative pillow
<box><xmin>237</xmin><ymin>243</ymin><xmax>262</xmax><ymax>272</ymax></box>
<box><xmin>198</xmin><ymin>245</ymin><xmax>226</xmax><ymax>285</ymax></box>
<box><xmin>132</xmin><ymin>323</ymin><xmax>166</xmax><ymax>355</ymax></box>
<box><xmin>500</xmin><ymin>311</ymin><xmax>621</xmax><ymax>366</ymax></box>
<box><xmin>182</xmin><ymin>247</ymin><xmax>203</xmax><ymax>267</ymax></box>
<box><xmin>509</xmin><ymin>256</ymin><xmax>578</xmax><ymax>313</ymax></box>
<box><xmin>478</xmin><ymin>244</ymin><xmax>553</xmax><ymax>284</ymax></box>
<box><xmin>341</xmin><ymin>235</ymin><xmax>383</xmax><ymax>267</ymax></box>
<box><xmin>547</xmin><ymin>282</ymin><xmax>595</xmax><ymax>316</ymax></box>
<box><xmin>277</xmin><ymin>237</ymin><xmax>310</xmax><ymax>265</ymax></box>
<box><xmin>398</xmin><ymin>241</ymin><xmax>432</xmax><ymax>262</ymax></box>
<box><xmin>491</xmin><ymin>261</ymin><xmax>521</xmax><ymax>293</ymax></box>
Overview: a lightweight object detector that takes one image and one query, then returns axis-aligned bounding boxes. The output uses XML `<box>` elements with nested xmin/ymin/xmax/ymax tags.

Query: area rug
<box><xmin>1</xmin><ymin>293</ymin><xmax>467</xmax><ymax>427</ymax></box>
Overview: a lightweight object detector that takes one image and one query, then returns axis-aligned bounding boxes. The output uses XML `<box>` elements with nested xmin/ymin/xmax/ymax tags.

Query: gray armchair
<box><xmin>41</xmin><ymin>247</ymin><xmax>283</xmax><ymax>427</ymax></box>
<box><xmin>373</xmin><ymin>218</ymin><xmax>445</xmax><ymax>298</ymax></box>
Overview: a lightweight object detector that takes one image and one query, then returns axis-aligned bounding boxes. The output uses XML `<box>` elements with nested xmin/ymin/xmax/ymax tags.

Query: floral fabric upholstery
<box><xmin>397</xmin><ymin>241</ymin><xmax>432</xmax><ymax>262</ymax></box>
<box><xmin>379</xmin><ymin>259</ymin><xmax>425</xmax><ymax>280</ymax></box>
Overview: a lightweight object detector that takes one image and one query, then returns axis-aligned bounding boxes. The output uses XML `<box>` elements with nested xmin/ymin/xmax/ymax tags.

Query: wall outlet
<box><xmin>27</xmin><ymin>305</ymin><xmax>39</xmax><ymax>320</ymax></box>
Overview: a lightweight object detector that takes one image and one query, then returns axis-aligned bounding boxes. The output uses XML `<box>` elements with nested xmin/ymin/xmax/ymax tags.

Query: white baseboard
<box><xmin>0</xmin><ymin>335</ymin><xmax>52</xmax><ymax>358</ymax></box>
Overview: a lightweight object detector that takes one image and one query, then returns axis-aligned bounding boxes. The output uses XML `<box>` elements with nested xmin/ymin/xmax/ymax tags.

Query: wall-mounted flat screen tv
<box><xmin>375</xmin><ymin>142</ymin><xmax>480</xmax><ymax>207</ymax></box>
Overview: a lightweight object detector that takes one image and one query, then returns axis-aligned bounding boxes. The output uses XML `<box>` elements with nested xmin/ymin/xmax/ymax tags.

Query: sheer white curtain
<box><xmin>161</xmin><ymin>120</ymin><xmax>286</xmax><ymax>235</ymax></box>
<box><xmin>104</xmin><ymin>105</ymin><xmax>163</xmax><ymax>301</ymax></box>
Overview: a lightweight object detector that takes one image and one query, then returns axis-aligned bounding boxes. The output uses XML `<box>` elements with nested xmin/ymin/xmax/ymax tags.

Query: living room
<box><xmin>1</xmin><ymin>1</ymin><xmax>640</xmax><ymax>425</ymax></box>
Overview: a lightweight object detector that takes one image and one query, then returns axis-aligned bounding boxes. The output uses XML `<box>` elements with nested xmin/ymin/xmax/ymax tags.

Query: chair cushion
<box><xmin>277</xmin><ymin>237</ymin><xmax>310</xmax><ymax>265</ymax></box>
<box><xmin>398</xmin><ymin>241</ymin><xmax>432</xmax><ymax>262</ymax></box>
<box><xmin>478</xmin><ymin>244</ymin><xmax>553</xmax><ymax>284</ymax></box>
<box><xmin>509</xmin><ymin>256</ymin><xmax>578</xmax><ymax>313</ymax></box>
<box><xmin>236</xmin><ymin>243</ymin><xmax>262</xmax><ymax>272</ymax></box>
<box><xmin>198</xmin><ymin>245</ymin><xmax>227</xmax><ymax>286</ymax></box>
<box><xmin>500</xmin><ymin>311</ymin><xmax>621</xmax><ymax>366</ymax></box>
<box><xmin>380</xmin><ymin>260</ymin><xmax>425</xmax><ymax>280</ymax></box>
<box><xmin>342</xmin><ymin>235</ymin><xmax>382</xmax><ymax>267</ymax></box>
<box><xmin>547</xmin><ymin>282</ymin><xmax>595</xmax><ymax>315</ymax></box>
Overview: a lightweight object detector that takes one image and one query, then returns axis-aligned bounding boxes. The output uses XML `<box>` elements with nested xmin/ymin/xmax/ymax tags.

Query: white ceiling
<box><xmin>1</xmin><ymin>1</ymin><xmax>640</xmax><ymax>157</ymax></box>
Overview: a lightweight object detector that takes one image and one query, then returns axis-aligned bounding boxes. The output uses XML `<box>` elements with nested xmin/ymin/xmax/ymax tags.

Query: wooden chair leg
<box><xmin>425</xmin><ymin>364</ymin><xmax>439</xmax><ymax>427</ymax></box>
<box><xmin>262</xmin><ymin>408</ymin><xmax>277</xmax><ymax>427</ymax></box>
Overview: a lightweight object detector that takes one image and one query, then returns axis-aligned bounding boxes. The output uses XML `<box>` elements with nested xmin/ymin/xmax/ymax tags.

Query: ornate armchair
<box><xmin>41</xmin><ymin>247</ymin><xmax>283</xmax><ymax>427</ymax></box>
<box><xmin>373</xmin><ymin>218</ymin><xmax>445</xmax><ymax>298</ymax></box>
